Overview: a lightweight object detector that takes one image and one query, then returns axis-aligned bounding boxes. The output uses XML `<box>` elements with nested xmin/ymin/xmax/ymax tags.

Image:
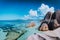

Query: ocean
<box><xmin>0</xmin><ymin>19</ymin><xmax>41</xmax><ymax>40</ymax></box>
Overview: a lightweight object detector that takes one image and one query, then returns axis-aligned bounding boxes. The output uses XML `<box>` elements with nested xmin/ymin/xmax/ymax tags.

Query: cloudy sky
<box><xmin>0</xmin><ymin>0</ymin><xmax>60</xmax><ymax>20</ymax></box>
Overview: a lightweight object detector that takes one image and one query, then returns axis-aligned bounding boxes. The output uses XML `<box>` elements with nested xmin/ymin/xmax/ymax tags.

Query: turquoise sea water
<box><xmin>18</xmin><ymin>25</ymin><xmax>40</xmax><ymax>40</ymax></box>
<box><xmin>0</xmin><ymin>20</ymin><xmax>41</xmax><ymax>40</ymax></box>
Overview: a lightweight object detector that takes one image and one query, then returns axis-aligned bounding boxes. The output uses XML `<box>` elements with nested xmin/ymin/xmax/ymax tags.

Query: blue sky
<box><xmin>0</xmin><ymin>0</ymin><xmax>60</xmax><ymax>20</ymax></box>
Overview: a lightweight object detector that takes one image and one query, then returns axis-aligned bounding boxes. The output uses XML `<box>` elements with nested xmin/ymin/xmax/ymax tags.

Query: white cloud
<box><xmin>22</xmin><ymin>9</ymin><xmax>38</xmax><ymax>20</ymax></box>
<box><xmin>49</xmin><ymin>7</ymin><xmax>54</xmax><ymax>13</ymax></box>
<box><xmin>38</xmin><ymin>3</ymin><xmax>54</xmax><ymax>16</ymax></box>
<box><xmin>29</xmin><ymin>9</ymin><xmax>37</xmax><ymax>16</ymax></box>
<box><xmin>24</xmin><ymin>15</ymin><xmax>30</xmax><ymax>20</ymax></box>
<box><xmin>22</xmin><ymin>3</ymin><xmax>55</xmax><ymax>20</ymax></box>
<box><xmin>21</xmin><ymin>15</ymin><xmax>30</xmax><ymax>20</ymax></box>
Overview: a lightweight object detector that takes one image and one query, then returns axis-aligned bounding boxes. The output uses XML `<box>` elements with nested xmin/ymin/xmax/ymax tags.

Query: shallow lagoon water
<box><xmin>0</xmin><ymin>20</ymin><xmax>41</xmax><ymax>40</ymax></box>
<box><xmin>18</xmin><ymin>23</ymin><xmax>41</xmax><ymax>40</ymax></box>
<box><xmin>0</xmin><ymin>28</ymin><xmax>7</xmax><ymax>40</ymax></box>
